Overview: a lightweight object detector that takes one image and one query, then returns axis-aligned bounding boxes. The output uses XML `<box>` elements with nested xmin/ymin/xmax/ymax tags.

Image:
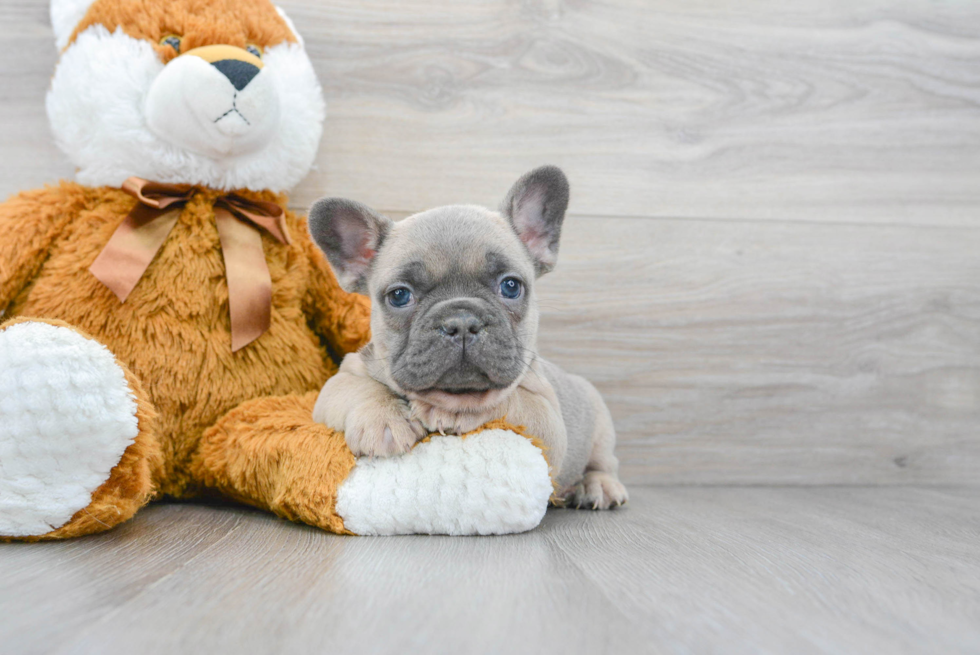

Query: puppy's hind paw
<box><xmin>565</xmin><ymin>471</ymin><xmax>629</xmax><ymax>511</ymax></box>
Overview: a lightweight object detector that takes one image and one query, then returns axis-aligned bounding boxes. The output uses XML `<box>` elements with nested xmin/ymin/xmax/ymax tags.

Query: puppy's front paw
<box><xmin>410</xmin><ymin>403</ymin><xmax>488</xmax><ymax>436</ymax></box>
<box><xmin>345</xmin><ymin>400</ymin><xmax>427</xmax><ymax>458</ymax></box>
<box><xmin>565</xmin><ymin>471</ymin><xmax>629</xmax><ymax>510</ymax></box>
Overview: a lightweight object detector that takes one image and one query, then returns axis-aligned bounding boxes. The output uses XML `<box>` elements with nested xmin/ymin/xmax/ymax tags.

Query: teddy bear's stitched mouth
<box><xmin>213</xmin><ymin>94</ymin><xmax>251</xmax><ymax>125</ymax></box>
<box><xmin>143</xmin><ymin>50</ymin><xmax>283</xmax><ymax>159</ymax></box>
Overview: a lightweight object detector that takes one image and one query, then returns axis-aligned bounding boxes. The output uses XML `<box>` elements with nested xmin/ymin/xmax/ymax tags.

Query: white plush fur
<box><xmin>337</xmin><ymin>430</ymin><xmax>554</xmax><ymax>536</ymax></box>
<box><xmin>46</xmin><ymin>24</ymin><xmax>325</xmax><ymax>192</ymax></box>
<box><xmin>50</xmin><ymin>0</ymin><xmax>96</xmax><ymax>50</ymax></box>
<box><xmin>0</xmin><ymin>322</ymin><xmax>139</xmax><ymax>537</ymax></box>
<box><xmin>144</xmin><ymin>53</ymin><xmax>282</xmax><ymax>159</ymax></box>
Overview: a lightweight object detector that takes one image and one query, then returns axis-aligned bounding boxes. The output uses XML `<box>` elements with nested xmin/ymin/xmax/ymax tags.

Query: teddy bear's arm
<box><xmin>300</xmin><ymin>231</ymin><xmax>373</xmax><ymax>357</ymax></box>
<box><xmin>0</xmin><ymin>183</ymin><xmax>87</xmax><ymax>313</ymax></box>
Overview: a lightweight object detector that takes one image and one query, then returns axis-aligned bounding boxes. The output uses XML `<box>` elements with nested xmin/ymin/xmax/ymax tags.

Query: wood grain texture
<box><xmin>530</xmin><ymin>216</ymin><xmax>980</xmax><ymax>485</ymax></box>
<box><xmin>0</xmin><ymin>1</ymin><xmax>74</xmax><ymax>198</ymax></box>
<box><xmin>5</xmin><ymin>1</ymin><xmax>980</xmax><ymax>224</ymax></box>
<box><xmin>1</xmin><ymin>487</ymin><xmax>978</xmax><ymax>654</ymax></box>
<box><xmin>291</xmin><ymin>0</ymin><xmax>980</xmax><ymax>224</ymax></box>
<box><xmin>289</xmin><ymin>0</ymin><xmax>980</xmax><ymax>225</ymax></box>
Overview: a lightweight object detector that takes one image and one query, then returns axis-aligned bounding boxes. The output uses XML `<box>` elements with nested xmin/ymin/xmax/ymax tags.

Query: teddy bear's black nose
<box><xmin>211</xmin><ymin>59</ymin><xmax>260</xmax><ymax>91</ymax></box>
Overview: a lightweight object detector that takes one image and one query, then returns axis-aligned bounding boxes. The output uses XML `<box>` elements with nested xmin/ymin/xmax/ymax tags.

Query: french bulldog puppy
<box><xmin>309</xmin><ymin>166</ymin><xmax>627</xmax><ymax>509</ymax></box>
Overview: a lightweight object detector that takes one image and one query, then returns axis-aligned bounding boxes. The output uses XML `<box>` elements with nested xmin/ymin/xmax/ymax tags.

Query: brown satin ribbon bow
<box><xmin>89</xmin><ymin>177</ymin><xmax>292</xmax><ymax>352</ymax></box>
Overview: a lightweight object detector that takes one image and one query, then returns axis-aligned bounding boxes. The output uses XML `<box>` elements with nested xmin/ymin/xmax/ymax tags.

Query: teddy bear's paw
<box><xmin>336</xmin><ymin>428</ymin><xmax>553</xmax><ymax>535</ymax></box>
<box><xmin>344</xmin><ymin>397</ymin><xmax>427</xmax><ymax>458</ymax></box>
<box><xmin>0</xmin><ymin>321</ymin><xmax>139</xmax><ymax>537</ymax></box>
<box><xmin>564</xmin><ymin>471</ymin><xmax>629</xmax><ymax>511</ymax></box>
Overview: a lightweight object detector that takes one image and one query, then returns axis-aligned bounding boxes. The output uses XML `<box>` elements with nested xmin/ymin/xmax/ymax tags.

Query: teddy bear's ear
<box><xmin>308</xmin><ymin>198</ymin><xmax>393</xmax><ymax>294</ymax></box>
<box><xmin>51</xmin><ymin>0</ymin><xmax>97</xmax><ymax>50</ymax></box>
<box><xmin>275</xmin><ymin>5</ymin><xmax>305</xmax><ymax>47</ymax></box>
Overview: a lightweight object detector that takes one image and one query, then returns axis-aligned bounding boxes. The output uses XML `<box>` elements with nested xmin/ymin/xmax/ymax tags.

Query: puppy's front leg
<box><xmin>502</xmin><ymin>369</ymin><xmax>568</xmax><ymax>482</ymax></box>
<box><xmin>313</xmin><ymin>352</ymin><xmax>426</xmax><ymax>457</ymax></box>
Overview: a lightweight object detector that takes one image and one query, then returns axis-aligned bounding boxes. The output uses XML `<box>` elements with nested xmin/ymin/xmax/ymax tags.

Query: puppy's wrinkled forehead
<box><xmin>307</xmin><ymin>165</ymin><xmax>569</xmax><ymax>295</ymax></box>
<box><xmin>372</xmin><ymin>205</ymin><xmax>534</xmax><ymax>287</ymax></box>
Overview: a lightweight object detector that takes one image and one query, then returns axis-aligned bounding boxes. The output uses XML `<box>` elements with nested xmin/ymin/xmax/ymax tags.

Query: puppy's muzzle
<box><xmin>437</xmin><ymin>309</ymin><xmax>485</xmax><ymax>347</ymax></box>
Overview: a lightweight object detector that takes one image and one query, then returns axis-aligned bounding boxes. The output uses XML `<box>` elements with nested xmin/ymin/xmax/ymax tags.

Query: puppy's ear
<box><xmin>308</xmin><ymin>198</ymin><xmax>393</xmax><ymax>294</ymax></box>
<box><xmin>500</xmin><ymin>165</ymin><xmax>570</xmax><ymax>276</ymax></box>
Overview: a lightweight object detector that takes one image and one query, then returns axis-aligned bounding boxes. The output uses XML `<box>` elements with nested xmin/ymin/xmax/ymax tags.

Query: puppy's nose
<box><xmin>438</xmin><ymin>312</ymin><xmax>485</xmax><ymax>343</ymax></box>
<box><xmin>211</xmin><ymin>59</ymin><xmax>260</xmax><ymax>91</ymax></box>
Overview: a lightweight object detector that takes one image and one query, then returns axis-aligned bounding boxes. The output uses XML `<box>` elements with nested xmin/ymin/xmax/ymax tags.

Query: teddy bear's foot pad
<box><xmin>0</xmin><ymin>321</ymin><xmax>139</xmax><ymax>537</ymax></box>
<box><xmin>336</xmin><ymin>429</ymin><xmax>554</xmax><ymax>536</ymax></box>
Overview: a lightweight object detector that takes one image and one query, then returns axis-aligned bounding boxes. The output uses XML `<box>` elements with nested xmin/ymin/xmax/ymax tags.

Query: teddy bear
<box><xmin>0</xmin><ymin>0</ymin><xmax>553</xmax><ymax>539</ymax></box>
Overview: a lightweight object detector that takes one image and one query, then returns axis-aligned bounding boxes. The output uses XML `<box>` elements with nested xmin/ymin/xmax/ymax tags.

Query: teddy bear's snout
<box><xmin>211</xmin><ymin>59</ymin><xmax>261</xmax><ymax>91</ymax></box>
<box><xmin>143</xmin><ymin>43</ymin><xmax>281</xmax><ymax>158</ymax></box>
<box><xmin>180</xmin><ymin>44</ymin><xmax>265</xmax><ymax>92</ymax></box>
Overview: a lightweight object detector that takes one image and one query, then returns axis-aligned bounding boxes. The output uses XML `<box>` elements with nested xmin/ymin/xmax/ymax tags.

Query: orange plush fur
<box><xmin>3</xmin><ymin>183</ymin><xmax>369</xmax><ymax>494</ymax></box>
<box><xmin>69</xmin><ymin>0</ymin><xmax>296</xmax><ymax>59</ymax></box>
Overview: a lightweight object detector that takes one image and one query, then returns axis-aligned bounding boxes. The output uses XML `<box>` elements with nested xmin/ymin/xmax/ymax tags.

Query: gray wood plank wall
<box><xmin>1</xmin><ymin>0</ymin><xmax>977</xmax><ymax>485</ymax></box>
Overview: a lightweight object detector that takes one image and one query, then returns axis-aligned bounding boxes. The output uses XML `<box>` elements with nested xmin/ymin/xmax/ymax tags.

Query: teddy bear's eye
<box><xmin>160</xmin><ymin>35</ymin><xmax>182</xmax><ymax>53</ymax></box>
<box><xmin>245</xmin><ymin>44</ymin><xmax>262</xmax><ymax>58</ymax></box>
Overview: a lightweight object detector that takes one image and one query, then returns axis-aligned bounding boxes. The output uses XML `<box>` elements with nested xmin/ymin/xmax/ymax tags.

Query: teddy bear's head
<box><xmin>47</xmin><ymin>0</ymin><xmax>324</xmax><ymax>192</ymax></box>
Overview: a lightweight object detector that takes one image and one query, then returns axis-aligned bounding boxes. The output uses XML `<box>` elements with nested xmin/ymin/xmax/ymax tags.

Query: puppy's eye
<box><xmin>387</xmin><ymin>287</ymin><xmax>414</xmax><ymax>308</ymax></box>
<box><xmin>245</xmin><ymin>44</ymin><xmax>263</xmax><ymax>58</ymax></box>
<box><xmin>499</xmin><ymin>277</ymin><xmax>523</xmax><ymax>300</ymax></box>
<box><xmin>160</xmin><ymin>35</ymin><xmax>182</xmax><ymax>53</ymax></box>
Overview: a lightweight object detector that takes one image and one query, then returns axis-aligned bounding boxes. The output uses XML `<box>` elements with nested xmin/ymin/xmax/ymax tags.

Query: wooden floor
<box><xmin>1</xmin><ymin>0</ymin><xmax>978</xmax><ymax>653</ymax></box>
<box><xmin>2</xmin><ymin>488</ymin><xmax>979</xmax><ymax>655</ymax></box>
